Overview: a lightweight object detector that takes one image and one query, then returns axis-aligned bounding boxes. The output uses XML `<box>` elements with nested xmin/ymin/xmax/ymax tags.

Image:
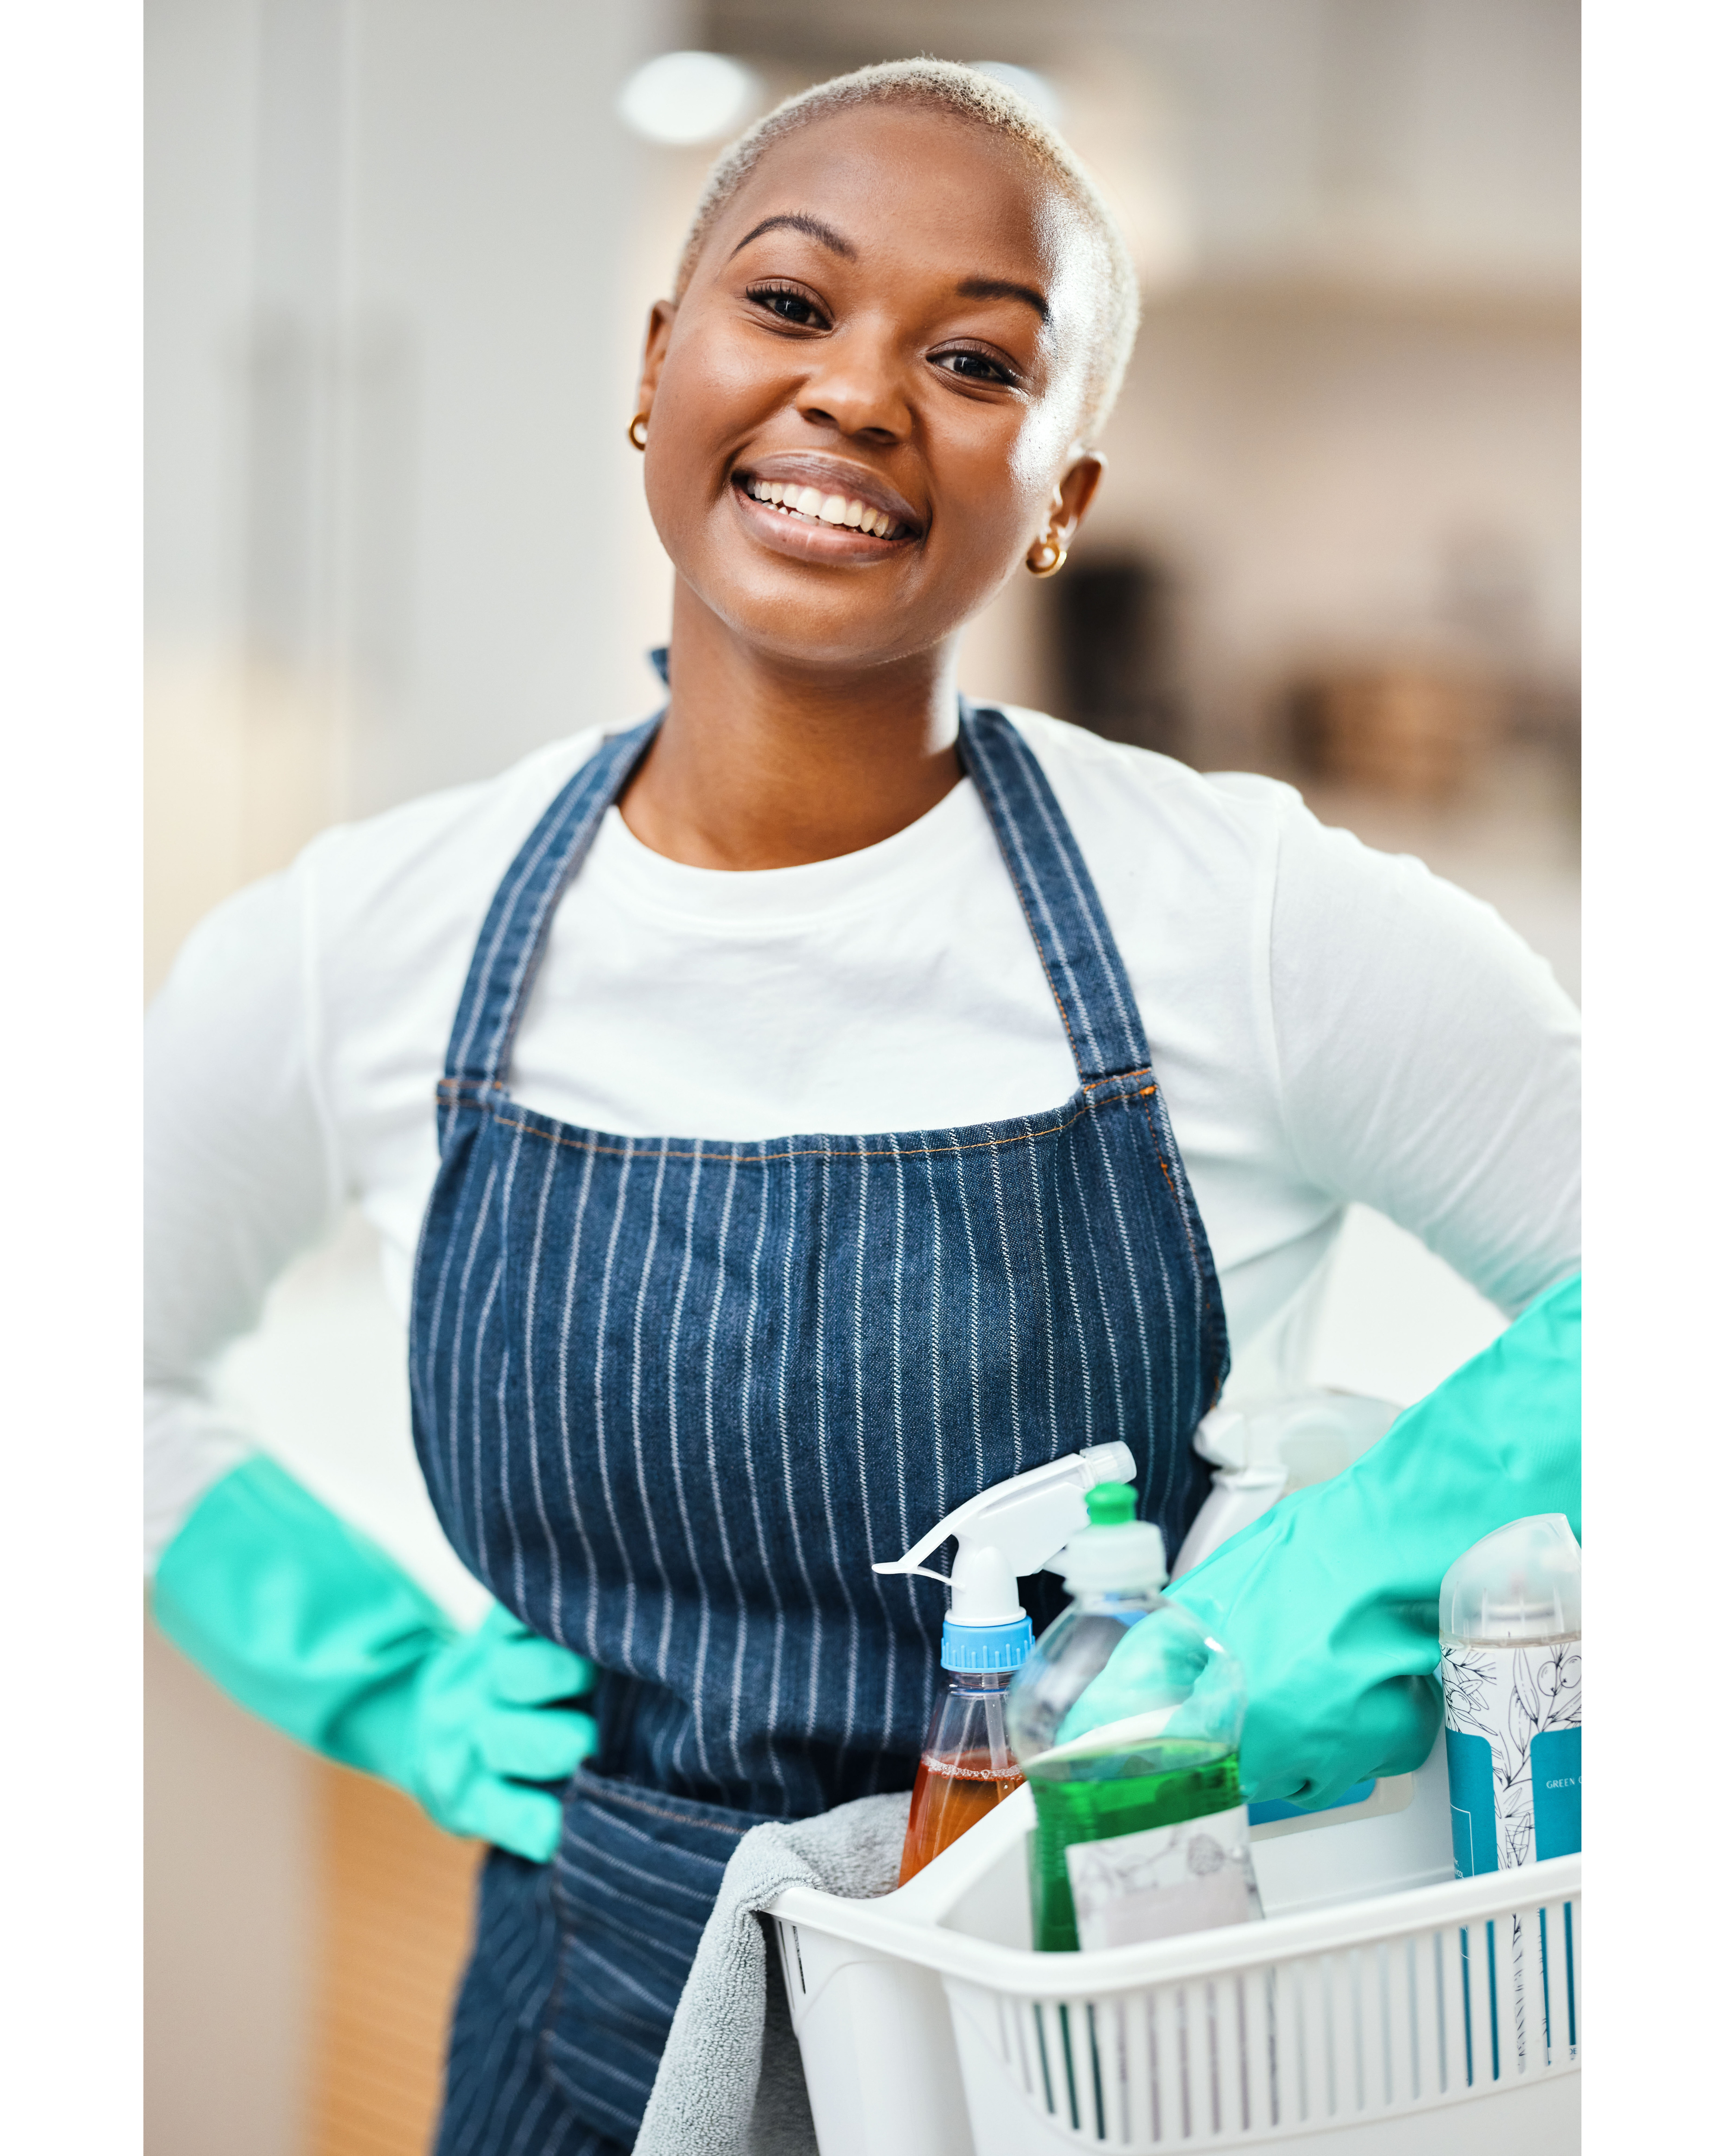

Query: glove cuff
<box><xmin>152</xmin><ymin>1456</ymin><xmax>456</xmax><ymax>1781</ymax></box>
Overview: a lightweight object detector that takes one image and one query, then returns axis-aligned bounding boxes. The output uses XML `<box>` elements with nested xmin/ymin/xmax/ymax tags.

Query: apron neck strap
<box><xmin>958</xmin><ymin>704</ymin><xmax>1154</xmax><ymax>1087</ymax></box>
<box><xmin>443</xmin><ymin>716</ymin><xmax>659</xmax><ymax>1088</ymax></box>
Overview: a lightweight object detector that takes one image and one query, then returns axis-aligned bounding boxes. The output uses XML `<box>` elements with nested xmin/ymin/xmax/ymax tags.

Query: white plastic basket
<box><xmin>768</xmin><ymin>1751</ymin><xmax>1579</xmax><ymax>2156</ymax></box>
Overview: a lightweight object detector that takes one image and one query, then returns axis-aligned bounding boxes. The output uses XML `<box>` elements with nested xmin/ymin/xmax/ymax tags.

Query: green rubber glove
<box><xmin>152</xmin><ymin>1457</ymin><xmax>597</xmax><ymax>1860</ymax></box>
<box><xmin>1067</xmin><ymin>1274</ymin><xmax>1581</xmax><ymax>1811</ymax></box>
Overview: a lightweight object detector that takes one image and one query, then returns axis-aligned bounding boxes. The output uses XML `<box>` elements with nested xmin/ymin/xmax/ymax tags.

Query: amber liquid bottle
<box><xmin>898</xmin><ymin>1668</ymin><xmax>1026</xmax><ymax>1885</ymax></box>
<box><xmin>875</xmin><ymin>1444</ymin><xmax>1141</xmax><ymax>1888</ymax></box>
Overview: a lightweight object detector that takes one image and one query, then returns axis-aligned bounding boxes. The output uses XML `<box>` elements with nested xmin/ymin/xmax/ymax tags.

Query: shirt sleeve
<box><xmin>144</xmin><ymin>861</ymin><xmax>345</xmax><ymax>1567</ymax></box>
<box><xmin>1264</xmin><ymin>802</ymin><xmax>1581</xmax><ymax>1317</ymax></box>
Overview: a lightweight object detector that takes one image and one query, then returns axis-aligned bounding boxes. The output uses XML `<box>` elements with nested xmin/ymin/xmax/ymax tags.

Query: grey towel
<box><xmin>634</xmin><ymin>1790</ymin><xmax>913</xmax><ymax>2156</ymax></box>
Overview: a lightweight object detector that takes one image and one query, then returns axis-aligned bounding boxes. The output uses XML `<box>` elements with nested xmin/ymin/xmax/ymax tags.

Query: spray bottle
<box><xmin>1171</xmin><ymin>1388</ymin><xmax>1401</xmax><ymax>1578</ymax></box>
<box><xmin>875</xmin><ymin>1442</ymin><xmax>1136</xmax><ymax>1884</ymax></box>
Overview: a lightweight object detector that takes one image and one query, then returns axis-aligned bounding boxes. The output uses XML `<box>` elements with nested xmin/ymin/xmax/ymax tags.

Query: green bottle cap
<box><xmin>1085</xmin><ymin>1481</ymin><xmax>1136</xmax><ymax>1527</ymax></box>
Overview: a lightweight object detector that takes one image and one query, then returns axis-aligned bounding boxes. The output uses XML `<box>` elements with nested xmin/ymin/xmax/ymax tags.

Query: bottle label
<box><xmin>1065</xmin><ymin>1804</ymin><xmax>1258</xmax><ymax>1951</ymax></box>
<box><xmin>1441</xmin><ymin>1640</ymin><xmax>1581</xmax><ymax>1875</ymax></box>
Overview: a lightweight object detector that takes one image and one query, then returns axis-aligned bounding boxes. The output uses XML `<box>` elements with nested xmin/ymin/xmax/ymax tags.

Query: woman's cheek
<box><xmin>665</xmin><ymin>318</ymin><xmax>795</xmax><ymax>444</ymax></box>
<box><xmin>946</xmin><ymin>426</ymin><xmax>1056</xmax><ymax>567</ymax></box>
<box><xmin>1005</xmin><ymin>368</ymin><xmax>1087</xmax><ymax>498</ymax></box>
<box><xmin>643</xmin><ymin>349</ymin><xmax>757</xmax><ymax>546</ymax></box>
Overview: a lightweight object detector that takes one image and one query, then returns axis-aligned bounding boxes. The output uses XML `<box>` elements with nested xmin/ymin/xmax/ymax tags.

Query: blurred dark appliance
<box><xmin>1286</xmin><ymin>665</ymin><xmax>1502</xmax><ymax>801</ymax></box>
<box><xmin>1052</xmin><ymin>552</ymin><xmax>1185</xmax><ymax>761</ymax></box>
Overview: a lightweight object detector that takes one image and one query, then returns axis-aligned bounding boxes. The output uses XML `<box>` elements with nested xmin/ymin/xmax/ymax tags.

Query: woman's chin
<box><xmin>677</xmin><ymin>520</ymin><xmax>944</xmax><ymax>670</ymax></box>
<box><xmin>699</xmin><ymin>586</ymin><xmax>938</xmax><ymax>674</ymax></box>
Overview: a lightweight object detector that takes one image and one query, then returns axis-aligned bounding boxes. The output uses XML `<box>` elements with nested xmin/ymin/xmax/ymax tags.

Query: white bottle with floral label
<box><xmin>1439</xmin><ymin>1513</ymin><xmax>1582</xmax><ymax>1877</ymax></box>
<box><xmin>1440</xmin><ymin>1513</ymin><xmax>1581</xmax><ymax>2071</ymax></box>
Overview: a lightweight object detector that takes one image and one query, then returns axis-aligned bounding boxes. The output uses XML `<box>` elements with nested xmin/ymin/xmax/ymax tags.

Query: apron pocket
<box><xmin>539</xmin><ymin>1768</ymin><xmax>778</xmax><ymax>2143</ymax></box>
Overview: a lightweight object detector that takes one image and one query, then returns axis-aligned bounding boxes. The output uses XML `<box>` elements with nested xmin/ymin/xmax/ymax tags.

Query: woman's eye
<box><xmin>934</xmin><ymin>350</ymin><xmax>1016</xmax><ymax>386</ymax></box>
<box><xmin>747</xmin><ymin>285</ymin><xmax>827</xmax><ymax>329</ymax></box>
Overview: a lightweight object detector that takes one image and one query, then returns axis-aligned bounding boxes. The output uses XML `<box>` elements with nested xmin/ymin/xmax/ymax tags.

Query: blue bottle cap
<box><xmin>941</xmin><ymin>1614</ymin><xmax>1034</xmax><ymax>1672</ymax></box>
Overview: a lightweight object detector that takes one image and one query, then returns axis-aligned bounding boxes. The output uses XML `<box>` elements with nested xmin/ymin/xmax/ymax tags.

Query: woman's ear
<box><xmin>1048</xmin><ymin>453</ymin><xmax>1106</xmax><ymax>548</ymax></box>
<box><xmin>634</xmin><ymin>299</ymin><xmax>678</xmax><ymax>428</ymax></box>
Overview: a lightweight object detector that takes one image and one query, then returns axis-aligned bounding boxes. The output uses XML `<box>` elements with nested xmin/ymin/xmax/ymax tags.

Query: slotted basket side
<box><xmin>941</xmin><ymin>1872</ymin><xmax>1580</xmax><ymax>2152</ymax></box>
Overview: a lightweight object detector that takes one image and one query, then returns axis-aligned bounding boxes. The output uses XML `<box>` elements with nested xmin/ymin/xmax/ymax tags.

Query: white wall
<box><xmin>334</xmin><ymin>0</ymin><xmax>687</xmax><ymax>814</ymax></box>
<box><xmin>146</xmin><ymin>0</ymin><xmax>689</xmax><ymax>990</ymax></box>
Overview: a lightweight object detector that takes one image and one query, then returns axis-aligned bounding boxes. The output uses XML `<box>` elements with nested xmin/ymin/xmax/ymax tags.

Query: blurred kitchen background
<box><xmin>144</xmin><ymin>3</ymin><xmax>1578</xmax><ymax>2150</ymax></box>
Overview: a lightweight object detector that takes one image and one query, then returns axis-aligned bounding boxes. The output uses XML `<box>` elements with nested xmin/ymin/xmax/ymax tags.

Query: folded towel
<box><xmin>634</xmin><ymin>1789</ymin><xmax>912</xmax><ymax>2156</ymax></box>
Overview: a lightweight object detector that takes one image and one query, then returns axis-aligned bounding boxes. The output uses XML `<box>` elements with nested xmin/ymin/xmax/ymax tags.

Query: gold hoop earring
<box><xmin>627</xmin><ymin>413</ymin><xmax>649</xmax><ymax>451</ymax></box>
<box><xmin>1026</xmin><ymin>534</ymin><xmax>1067</xmax><ymax>578</ymax></box>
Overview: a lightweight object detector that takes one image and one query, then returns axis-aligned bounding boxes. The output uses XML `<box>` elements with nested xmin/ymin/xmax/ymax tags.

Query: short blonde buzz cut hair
<box><xmin>671</xmin><ymin>58</ymin><xmax>1142</xmax><ymax>446</ymax></box>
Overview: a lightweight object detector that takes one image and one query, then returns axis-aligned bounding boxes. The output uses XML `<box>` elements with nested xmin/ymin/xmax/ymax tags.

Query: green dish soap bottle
<box><xmin>1005</xmin><ymin>1482</ymin><xmax>1259</xmax><ymax>1953</ymax></box>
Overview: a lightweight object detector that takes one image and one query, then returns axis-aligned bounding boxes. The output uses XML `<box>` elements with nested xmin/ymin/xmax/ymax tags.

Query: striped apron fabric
<box><xmin>411</xmin><ymin>704</ymin><xmax>1229</xmax><ymax>2154</ymax></box>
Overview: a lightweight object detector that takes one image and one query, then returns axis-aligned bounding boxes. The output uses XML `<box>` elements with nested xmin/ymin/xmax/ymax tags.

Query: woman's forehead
<box><xmin>703</xmin><ymin>103</ymin><xmax>1086</xmax><ymax>294</ymax></box>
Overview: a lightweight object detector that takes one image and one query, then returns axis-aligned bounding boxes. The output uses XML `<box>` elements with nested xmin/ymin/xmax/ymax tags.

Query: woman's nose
<box><xmin>795</xmin><ymin>329</ymin><xmax>913</xmax><ymax>444</ymax></box>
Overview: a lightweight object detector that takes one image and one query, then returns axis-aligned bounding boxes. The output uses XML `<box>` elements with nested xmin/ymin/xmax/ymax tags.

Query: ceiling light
<box><xmin>617</xmin><ymin>51</ymin><xmax>764</xmax><ymax>147</ymax></box>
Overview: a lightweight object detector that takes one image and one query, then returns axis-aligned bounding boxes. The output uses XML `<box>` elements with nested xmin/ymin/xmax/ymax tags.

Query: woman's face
<box><xmin>635</xmin><ymin>104</ymin><xmax>1107</xmax><ymax>673</ymax></box>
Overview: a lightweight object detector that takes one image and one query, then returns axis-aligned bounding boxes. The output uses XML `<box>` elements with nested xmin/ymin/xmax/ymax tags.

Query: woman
<box><xmin>147</xmin><ymin>61</ymin><xmax>1580</xmax><ymax>2156</ymax></box>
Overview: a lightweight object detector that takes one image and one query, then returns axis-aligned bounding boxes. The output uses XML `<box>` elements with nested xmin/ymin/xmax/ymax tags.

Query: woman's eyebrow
<box><xmin>728</xmin><ymin>212</ymin><xmax>856</xmax><ymax>261</ymax></box>
<box><xmin>955</xmin><ymin>276</ymin><xmax>1050</xmax><ymax>323</ymax></box>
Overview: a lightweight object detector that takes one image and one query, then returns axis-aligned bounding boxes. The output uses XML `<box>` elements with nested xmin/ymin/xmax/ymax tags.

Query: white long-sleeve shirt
<box><xmin>144</xmin><ymin>707</ymin><xmax>1580</xmax><ymax>1565</ymax></box>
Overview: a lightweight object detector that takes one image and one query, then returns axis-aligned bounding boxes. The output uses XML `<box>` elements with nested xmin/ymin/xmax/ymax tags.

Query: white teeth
<box><xmin>743</xmin><ymin>478</ymin><xmax>900</xmax><ymax>537</ymax></box>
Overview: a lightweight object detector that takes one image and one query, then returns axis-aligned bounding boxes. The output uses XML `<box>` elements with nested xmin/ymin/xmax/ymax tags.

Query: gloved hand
<box><xmin>1094</xmin><ymin>1274</ymin><xmax>1581</xmax><ymax>1811</ymax></box>
<box><xmin>152</xmin><ymin>1456</ymin><xmax>597</xmax><ymax>1861</ymax></box>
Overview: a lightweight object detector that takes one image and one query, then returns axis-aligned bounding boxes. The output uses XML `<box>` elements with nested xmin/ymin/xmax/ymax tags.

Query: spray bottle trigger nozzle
<box><xmin>873</xmin><ymin>1444</ymin><xmax>1139</xmax><ymax>1634</ymax></box>
<box><xmin>870</xmin><ymin>1561</ymin><xmax>953</xmax><ymax>1588</ymax></box>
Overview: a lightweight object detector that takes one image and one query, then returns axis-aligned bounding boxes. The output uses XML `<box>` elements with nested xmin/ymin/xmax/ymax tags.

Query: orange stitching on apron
<box><xmin>484</xmin><ymin>1103</ymin><xmax>1108</xmax><ymax>1164</ymax></box>
<box><xmin>443</xmin><ymin>1074</ymin><xmax>1151</xmax><ymax>1124</ymax></box>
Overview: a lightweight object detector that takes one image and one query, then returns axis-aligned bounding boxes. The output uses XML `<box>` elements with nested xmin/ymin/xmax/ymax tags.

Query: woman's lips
<box><xmin>726</xmin><ymin>453</ymin><xmax>923</xmax><ymax>566</ymax></box>
<box><xmin>729</xmin><ymin>475</ymin><xmax>916</xmax><ymax>563</ymax></box>
<box><xmin>737</xmin><ymin>471</ymin><xmax>910</xmax><ymax>538</ymax></box>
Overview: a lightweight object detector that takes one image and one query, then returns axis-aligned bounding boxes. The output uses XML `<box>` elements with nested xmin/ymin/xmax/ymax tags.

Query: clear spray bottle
<box><xmin>874</xmin><ymin>1443</ymin><xmax>1137</xmax><ymax>1885</ymax></box>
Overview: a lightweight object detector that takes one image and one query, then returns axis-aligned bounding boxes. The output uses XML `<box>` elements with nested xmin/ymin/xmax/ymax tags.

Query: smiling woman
<box><xmin>145</xmin><ymin>57</ymin><xmax>1581</xmax><ymax>2156</ymax></box>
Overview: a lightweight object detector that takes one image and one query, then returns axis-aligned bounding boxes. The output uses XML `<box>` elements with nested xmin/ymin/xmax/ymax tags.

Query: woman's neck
<box><xmin>618</xmin><ymin>581</ymin><xmax>964</xmax><ymax>870</ymax></box>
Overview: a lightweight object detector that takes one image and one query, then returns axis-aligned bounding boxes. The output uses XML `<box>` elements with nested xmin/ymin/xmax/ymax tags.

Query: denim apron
<box><xmin>412</xmin><ymin>703</ymin><xmax>1229</xmax><ymax>2156</ymax></box>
